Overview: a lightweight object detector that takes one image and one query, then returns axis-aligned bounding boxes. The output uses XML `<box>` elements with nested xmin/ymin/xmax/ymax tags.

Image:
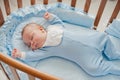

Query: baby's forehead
<box><xmin>22</xmin><ymin>23</ymin><xmax>34</xmax><ymax>36</ymax></box>
<box><xmin>24</xmin><ymin>23</ymin><xmax>38</xmax><ymax>30</ymax></box>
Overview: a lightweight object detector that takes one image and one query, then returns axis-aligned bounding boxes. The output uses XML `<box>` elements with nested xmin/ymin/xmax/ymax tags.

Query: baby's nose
<box><xmin>30</xmin><ymin>41</ymin><xmax>33</xmax><ymax>45</ymax></box>
<box><xmin>30</xmin><ymin>41</ymin><xmax>34</xmax><ymax>47</ymax></box>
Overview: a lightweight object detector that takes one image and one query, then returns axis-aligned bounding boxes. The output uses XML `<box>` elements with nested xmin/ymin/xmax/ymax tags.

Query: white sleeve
<box><xmin>20</xmin><ymin>52</ymin><xmax>26</xmax><ymax>59</ymax></box>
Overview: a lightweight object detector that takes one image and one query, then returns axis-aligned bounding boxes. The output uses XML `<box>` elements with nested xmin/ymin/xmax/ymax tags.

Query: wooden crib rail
<box><xmin>0</xmin><ymin>53</ymin><xmax>60</xmax><ymax>80</ymax></box>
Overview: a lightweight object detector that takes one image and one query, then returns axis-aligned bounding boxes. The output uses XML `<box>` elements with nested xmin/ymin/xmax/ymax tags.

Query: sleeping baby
<box><xmin>11</xmin><ymin>12</ymin><xmax>120</xmax><ymax>77</ymax></box>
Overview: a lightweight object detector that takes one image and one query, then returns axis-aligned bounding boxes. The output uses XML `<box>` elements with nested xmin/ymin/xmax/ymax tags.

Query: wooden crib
<box><xmin>0</xmin><ymin>0</ymin><xmax>120</xmax><ymax>80</ymax></box>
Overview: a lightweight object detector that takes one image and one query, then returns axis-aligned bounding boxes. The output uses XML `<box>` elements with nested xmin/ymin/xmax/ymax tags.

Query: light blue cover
<box><xmin>104</xmin><ymin>19</ymin><xmax>120</xmax><ymax>60</ymax></box>
<box><xmin>47</xmin><ymin>3</ymin><xmax>94</xmax><ymax>28</ymax></box>
<box><xmin>105</xmin><ymin>19</ymin><xmax>120</xmax><ymax>39</ymax></box>
<box><xmin>10</xmin><ymin>22</ymin><xmax>120</xmax><ymax>80</ymax></box>
<box><xmin>104</xmin><ymin>35</ymin><xmax>120</xmax><ymax>60</ymax></box>
<box><xmin>12</xmin><ymin>22</ymin><xmax>120</xmax><ymax>80</ymax></box>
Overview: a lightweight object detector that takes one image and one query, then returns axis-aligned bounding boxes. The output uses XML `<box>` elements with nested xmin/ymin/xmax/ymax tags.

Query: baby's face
<box><xmin>22</xmin><ymin>24</ymin><xmax>47</xmax><ymax>50</ymax></box>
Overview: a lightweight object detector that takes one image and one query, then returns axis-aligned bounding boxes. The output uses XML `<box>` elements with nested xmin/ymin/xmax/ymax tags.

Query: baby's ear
<box><xmin>39</xmin><ymin>26</ymin><xmax>43</xmax><ymax>30</ymax></box>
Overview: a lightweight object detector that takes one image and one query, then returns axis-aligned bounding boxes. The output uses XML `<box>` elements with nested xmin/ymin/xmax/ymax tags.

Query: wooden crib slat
<box><xmin>31</xmin><ymin>0</ymin><xmax>35</xmax><ymax>5</ymax></box>
<box><xmin>28</xmin><ymin>74</ymin><xmax>35</xmax><ymax>80</ymax></box>
<box><xmin>84</xmin><ymin>0</ymin><xmax>91</xmax><ymax>13</ymax></box>
<box><xmin>0</xmin><ymin>53</ymin><xmax>60</xmax><ymax>80</ymax></box>
<box><xmin>0</xmin><ymin>62</ymin><xmax>9</xmax><ymax>80</ymax></box>
<box><xmin>108</xmin><ymin>0</ymin><xmax>120</xmax><ymax>24</ymax></box>
<box><xmin>0</xmin><ymin>7</ymin><xmax>4</xmax><ymax>27</ymax></box>
<box><xmin>4</xmin><ymin>0</ymin><xmax>11</xmax><ymax>15</ymax></box>
<box><xmin>71</xmin><ymin>0</ymin><xmax>77</xmax><ymax>7</ymax></box>
<box><xmin>9</xmin><ymin>66</ymin><xmax>20</xmax><ymax>80</ymax></box>
<box><xmin>43</xmin><ymin>0</ymin><xmax>48</xmax><ymax>5</ymax></box>
<box><xmin>93</xmin><ymin>0</ymin><xmax>107</xmax><ymax>29</ymax></box>
<box><xmin>17</xmin><ymin>0</ymin><xmax>22</xmax><ymax>8</ymax></box>
<box><xmin>57</xmin><ymin>0</ymin><xmax>62</xmax><ymax>2</ymax></box>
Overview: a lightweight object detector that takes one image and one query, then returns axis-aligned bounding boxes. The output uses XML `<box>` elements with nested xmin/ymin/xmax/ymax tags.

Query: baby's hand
<box><xmin>44</xmin><ymin>12</ymin><xmax>51</xmax><ymax>20</ymax></box>
<box><xmin>11</xmin><ymin>48</ymin><xmax>22</xmax><ymax>58</ymax></box>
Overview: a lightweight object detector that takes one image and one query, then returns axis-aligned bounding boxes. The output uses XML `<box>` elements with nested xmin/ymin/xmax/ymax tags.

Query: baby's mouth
<box><xmin>35</xmin><ymin>43</ymin><xmax>38</xmax><ymax>48</ymax></box>
<box><xmin>31</xmin><ymin>43</ymin><xmax>38</xmax><ymax>50</ymax></box>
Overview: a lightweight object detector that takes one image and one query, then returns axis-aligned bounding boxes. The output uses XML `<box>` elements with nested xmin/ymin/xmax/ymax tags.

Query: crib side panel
<box><xmin>1</xmin><ymin>0</ymin><xmax>120</xmax><ymax>29</ymax></box>
<box><xmin>0</xmin><ymin>53</ymin><xmax>60</xmax><ymax>80</ymax></box>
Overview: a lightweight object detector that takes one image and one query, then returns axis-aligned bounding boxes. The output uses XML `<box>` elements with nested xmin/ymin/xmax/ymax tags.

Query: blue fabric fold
<box><xmin>105</xmin><ymin>19</ymin><xmax>120</xmax><ymax>39</ymax></box>
<box><xmin>47</xmin><ymin>3</ymin><xmax>94</xmax><ymax>28</ymax></box>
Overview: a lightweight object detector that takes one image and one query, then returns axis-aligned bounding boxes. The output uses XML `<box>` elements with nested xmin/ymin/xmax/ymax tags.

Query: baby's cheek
<box><xmin>35</xmin><ymin>36</ymin><xmax>41</xmax><ymax>41</ymax></box>
<box><xmin>34</xmin><ymin>37</ymin><xmax>39</xmax><ymax>42</ymax></box>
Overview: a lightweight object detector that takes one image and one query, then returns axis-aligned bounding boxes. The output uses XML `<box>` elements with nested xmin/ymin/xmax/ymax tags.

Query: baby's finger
<box><xmin>14</xmin><ymin>48</ymin><xmax>17</xmax><ymax>52</ymax></box>
<box><xmin>11</xmin><ymin>51</ymin><xmax>15</xmax><ymax>57</ymax></box>
<box><xmin>12</xmin><ymin>49</ymin><xmax>16</xmax><ymax>54</ymax></box>
<box><xmin>11</xmin><ymin>51</ymin><xmax>16</xmax><ymax>58</ymax></box>
<box><xmin>11</xmin><ymin>53</ymin><xmax>16</xmax><ymax>58</ymax></box>
<box><xmin>45</xmin><ymin>12</ymin><xmax>48</xmax><ymax>15</ymax></box>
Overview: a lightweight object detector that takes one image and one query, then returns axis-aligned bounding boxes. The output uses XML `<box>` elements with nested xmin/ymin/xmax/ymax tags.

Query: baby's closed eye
<box><xmin>26</xmin><ymin>42</ymin><xmax>31</xmax><ymax>48</ymax></box>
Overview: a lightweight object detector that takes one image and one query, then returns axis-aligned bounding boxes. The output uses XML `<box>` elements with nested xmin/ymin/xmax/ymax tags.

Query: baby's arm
<box><xmin>44</xmin><ymin>12</ymin><xmax>51</xmax><ymax>20</ymax></box>
<box><xmin>12</xmin><ymin>48</ymin><xmax>50</xmax><ymax>62</ymax></box>
<box><xmin>44</xmin><ymin>12</ymin><xmax>63</xmax><ymax>25</ymax></box>
<box><xmin>22</xmin><ymin>50</ymin><xmax>48</xmax><ymax>61</ymax></box>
